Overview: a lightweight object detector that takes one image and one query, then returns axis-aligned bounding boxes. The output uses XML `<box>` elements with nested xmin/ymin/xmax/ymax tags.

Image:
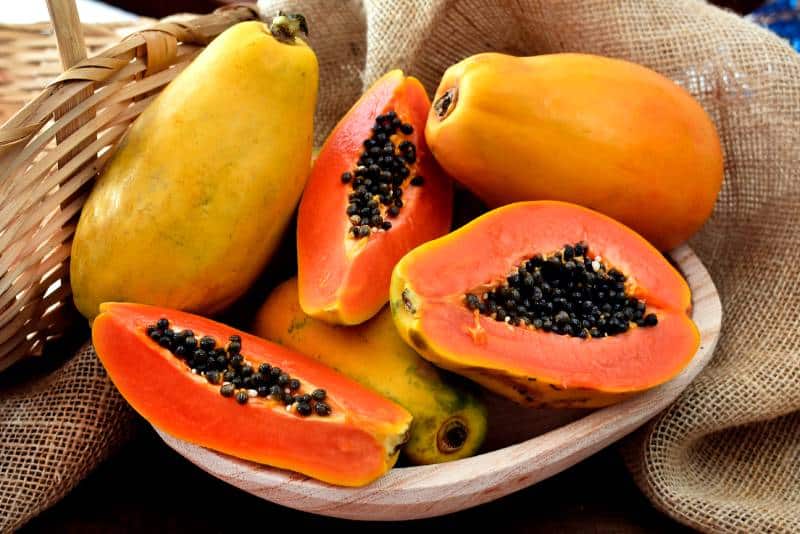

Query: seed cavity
<box><xmin>463</xmin><ymin>242</ymin><xmax>658</xmax><ymax>338</ymax></box>
<box><xmin>343</xmin><ymin>110</ymin><xmax>423</xmax><ymax>239</ymax></box>
<box><xmin>145</xmin><ymin>318</ymin><xmax>330</xmax><ymax>417</ymax></box>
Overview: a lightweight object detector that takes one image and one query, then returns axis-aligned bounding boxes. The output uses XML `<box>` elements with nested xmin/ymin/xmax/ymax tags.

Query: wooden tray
<box><xmin>157</xmin><ymin>244</ymin><xmax>721</xmax><ymax>520</ymax></box>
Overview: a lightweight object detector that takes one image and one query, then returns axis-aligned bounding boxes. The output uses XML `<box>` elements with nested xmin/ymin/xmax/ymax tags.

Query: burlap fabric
<box><xmin>0</xmin><ymin>343</ymin><xmax>134</xmax><ymax>531</ymax></box>
<box><xmin>2</xmin><ymin>0</ymin><xmax>798</xmax><ymax>531</ymax></box>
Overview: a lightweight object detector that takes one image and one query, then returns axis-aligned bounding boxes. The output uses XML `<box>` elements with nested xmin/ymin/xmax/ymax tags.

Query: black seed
<box><xmin>206</xmin><ymin>371</ymin><xmax>221</xmax><ymax>384</ymax></box>
<box><xmin>223</xmin><ymin>370</ymin><xmax>236</xmax><ymax>382</ymax></box>
<box><xmin>174</xmin><ymin>345</ymin><xmax>186</xmax><ymax>358</ymax></box>
<box><xmin>296</xmin><ymin>403</ymin><xmax>312</xmax><ymax>416</ymax></box>
<box><xmin>200</xmin><ymin>336</ymin><xmax>216</xmax><ymax>351</ymax></box>
<box><xmin>400</xmin><ymin>123</ymin><xmax>414</xmax><ymax>134</ymax></box>
<box><xmin>257</xmin><ymin>385</ymin><xmax>270</xmax><ymax>397</ymax></box>
<box><xmin>269</xmin><ymin>385</ymin><xmax>282</xmax><ymax>397</ymax></box>
<box><xmin>158</xmin><ymin>336</ymin><xmax>172</xmax><ymax>348</ymax></box>
<box><xmin>157</xmin><ymin>318</ymin><xmax>169</xmax><ymax>330</ymax></box>
<box><xmin>381</xmin><ymin>220</ymin><xmax>392</xmax><ymax>230</ymax></box>
<box><xmin>289</xmin><ymin>379</ymin><xmax>301</xmax><ymax>391</ymax></box>
<box><xmin>315</xmin><ymin>402</ymin><xmax>331</xmax><ymax>416</ymax></box>
<box><xmin>230</xmin><ymin>354</ymin><xmax>244</xmax><ymax>368</ymax></box>
<box><xmin>149</xmin><ymin>330</ymin><xmax>162</xmax><ymax>342</ymax></box>
<box><xmin>220</xmin><ymin>383</ymin><xmax>235</xmax><ymax>397</ymax></box>
<box><xmin>277</xmin><ymin>373</ymin><xmax>290</xmax><ymax>387</ymax></box>
<box><xmin>241</xmin><ymin>364</ymin><xmax>253</xmax><ymax>378</ymax></box>
<box><xmin>283</xmin><ymin>393</ymin><xmax>295</xmax><ymax>405</ymax></box>
<box><xmin>231</xmin><ymin>377</ymin><xmax>242</xmax><ymax>387</ymax></box>
<box><xmin>258</xmin><ymin>363</ymin><xmax>271</xmax><ymax>375</ymax></box>
<box><xmin>465</xmin><ymin>293</ymin><xmax>480</xmax><ymax>310</ymax></box>
<box><xmin>235</xmin><ymin>390</ymin><xmax>249</xmax><ymax>404</ymax></box>
<box><xmin>311</xmin><ymin>389</ymin><xmax>326</xmax><ymax>401</ymax></box>
<box><xmin>644</xmin><ymin>313</ymin><xmax>658</xmax><ymax>326</ymax></box>
<box><xmin>228</xmin><ymin>341</ymin><xmax>241</xmax><ymax>354</ymax></box>
<box><xmin>410</xmin><ymin>175</ymin><xmax>424</xmax><ymax>186</ymax></box>
<box><xmin>388</xmin><ymin>206</ymin><xmax>400</xmax><ymax>217</ymax></box>
<box><xmin>341</xmin><ymin>171</ymin><xmax>352</xmax><ymax>183</ymax></box>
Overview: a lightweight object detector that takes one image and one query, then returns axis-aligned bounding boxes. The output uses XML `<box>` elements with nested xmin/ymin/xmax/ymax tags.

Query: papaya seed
<box><xmin>464</xmin><ymin>242</ymin><xmax>659</xmax><ymax>338</ymax></box>
<box><xmin>143</xmin><ymin>317</ymin><xmax>331</xmax><ymax>415</ymax></box>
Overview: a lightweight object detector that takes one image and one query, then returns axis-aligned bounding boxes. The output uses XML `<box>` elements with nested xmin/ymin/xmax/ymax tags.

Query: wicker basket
<box><xmin>0</xmin><ymin>1</ymin><xmax>259</xmax><ymax>372</ymax></box>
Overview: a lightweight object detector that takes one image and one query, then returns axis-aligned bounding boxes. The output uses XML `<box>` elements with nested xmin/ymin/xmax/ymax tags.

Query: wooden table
<box><xmin>20</xmin><ymin>421</ymin><xmax>690</xmax><ymax>532</ymax></box>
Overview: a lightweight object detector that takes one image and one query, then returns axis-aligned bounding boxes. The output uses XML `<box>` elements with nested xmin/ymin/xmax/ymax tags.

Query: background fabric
<box><xmin>2</xmin><ymin>0</ymin><xmax>798</xmax><ymax>531</ymax></box>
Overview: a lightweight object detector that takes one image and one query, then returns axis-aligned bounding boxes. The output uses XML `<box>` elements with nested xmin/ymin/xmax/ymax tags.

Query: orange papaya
<box><xmin>391</xmin><ymin>201</ymin><xmax>700</xmax><ymax>408</ymax></box>
<box><xmin>425</xmin><ymin>53</ymin><xmax>723</xmax><ymax>251</ymax></box>
<box><xmin>92</xmin><ymin>302</ymin><xmax>412</xmax><ymax>486</ymax></box>
<box><xmin>297</xmin><ymin>70</ymin><xmax>453</xmax><ymax>325</ymax></box>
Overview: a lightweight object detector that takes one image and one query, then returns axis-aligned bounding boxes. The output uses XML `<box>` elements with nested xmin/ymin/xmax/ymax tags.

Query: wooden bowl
<box><xmin>157</xmin><ymin>244</ymin><xmax>721</xmax><ymax>520</ymax></box>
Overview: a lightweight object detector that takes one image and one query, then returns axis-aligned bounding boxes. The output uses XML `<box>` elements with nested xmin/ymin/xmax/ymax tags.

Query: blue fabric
<box><xmin>750</xmin><ymin>0</ymin><xmax>800</xmax><ymax>51</ymax></box>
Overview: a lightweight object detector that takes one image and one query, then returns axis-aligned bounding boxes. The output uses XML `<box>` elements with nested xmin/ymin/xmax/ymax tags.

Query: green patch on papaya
<box><xmin>287</xmin><ymin>316</ymin><xmax>309</xmax><ymax>334</ymax></box>
<box><xmin>408</xmin><ymin>329</ymin><xmax>428</xmax><ymax>352</ymax></box>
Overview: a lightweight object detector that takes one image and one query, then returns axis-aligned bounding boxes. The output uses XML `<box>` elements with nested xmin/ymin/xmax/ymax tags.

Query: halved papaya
<box><xmin>297</xmin><ymin>69</ymin><xmax>453</xmax><ymax>325</ymax></box>
<box><xmin>92</xmin><ymin>302</ymin><xmax>412</xmax><ymax>486</ymax></box>
<box><xmin>391</xmin><ymin>201</ymin><xmax>700</xmax><ymax>408</ymax></box>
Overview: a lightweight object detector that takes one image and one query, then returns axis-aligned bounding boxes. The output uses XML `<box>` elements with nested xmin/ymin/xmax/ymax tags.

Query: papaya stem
<box><xmin>269</xmin><ymin>11</ymin><xmax>308</xmax><ymax>43</ymax></box>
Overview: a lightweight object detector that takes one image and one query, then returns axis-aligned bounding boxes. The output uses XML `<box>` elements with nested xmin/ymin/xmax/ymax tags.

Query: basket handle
<box><xmin>46</xmin><ymin>0</ymin><xmax>87</xmax><ymax>69</ymax></box>
<box><xmin>45</xmin><ymin>0</ymin><xmax>94</xmax><ymax>166</ymax></box>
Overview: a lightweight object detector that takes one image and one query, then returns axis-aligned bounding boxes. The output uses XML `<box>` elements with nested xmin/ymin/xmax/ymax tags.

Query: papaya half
<box><xmin>72</xmin><ymin>16</ymin><xmax>318</xmax><ymax>322</ymax></box>
<box><xmin>297</xmin><ymin>70</ymin><xmax>452</xmax><ymax>326</ymax></box>
<box><xmin>425</xmin><ymin>53</ymin><xmax>723</xmax><ymax>251</ymax></box>
<box><xmin>93</xmin><ymin>302</ymin><xmax>412</xmax><ymax>487</ymax></box>
<box><xmin>253</xmin><ymin>277</ymin><xmax>488</xmax><ymax>464</ymax></box>
<box><xmin>391</xmin><ymin>201</ymin><xmax>700</xmax><ymax>408</ymax></box>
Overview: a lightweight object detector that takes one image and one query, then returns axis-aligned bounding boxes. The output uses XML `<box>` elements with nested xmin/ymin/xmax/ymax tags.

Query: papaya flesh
<box><xmin>297</xmin><ymin>69</ymin><xmax>453</xmax><ymax>325</ymax></box>
<box><xmin>71</xmin><ymin>19</ymin><xmax>318</xmax><ymax>321</ymax></box>
<box><xmin>425</xmin><ymin>53</ymin><xmax>723</xmax><ymax>251</ymax></box>
<box><xmin>93</xmin><ymin>302</ymin><xmax>412</xmax><ymax>487</ymax></box>
<box><xmin>253</xmin><ymin>277</ymin><xmax>488</xmax><ymax>465</ymax></box>
<box><xmin>391</xmin><ymin>201</ymin><xmax>700</xmax><ymax>408</ymax></box>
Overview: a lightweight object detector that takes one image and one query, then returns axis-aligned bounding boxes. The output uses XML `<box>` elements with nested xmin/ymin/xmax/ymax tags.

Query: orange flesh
<box><xmin>92</xmin><ymin>302</ymin><xmax>412</xmax><ymax>487</ymax></box>
<box><xmin>297</xmin><ymin>70</ymin><xmax>452</xmax><ymax>325</ymax></box>
<box><xmin>394</xmin><ymin>201</ymin><xmax>699</xmax><ymax>394</ymax></box>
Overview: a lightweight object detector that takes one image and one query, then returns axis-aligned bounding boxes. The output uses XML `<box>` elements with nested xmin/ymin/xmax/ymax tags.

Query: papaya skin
<box><xmin>93</xmin><ymin>302</ymin><xmax>412</xmax><ymax>487</ymax></box>
<box><xmin>390</xmin><ymin>201</ymin><xmax>700</xmax><ymax>408</ymax></box>
<box><xmin>425</xmin><ymin>53</ymin><xmax>723</xmax><ymax>251</ymax></box>
<box><xmin>297</xmin><ymin>70</ymin><xmax>452</xmax><ymax>326</ymax></box>
<box><xmin>71</xmin><ymin>20</ymin><xmax>318</xmax><ymax>322</ymax></box>
<box><xmin>253</xmin><ymin>278</ymin><xmax>487</xmax><ymax>464</ymax></box>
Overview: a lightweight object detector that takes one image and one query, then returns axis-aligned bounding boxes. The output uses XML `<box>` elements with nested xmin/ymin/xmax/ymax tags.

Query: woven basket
<box><xmin>0</xmin><ymin>2</ymin><xmax>259</xmax><ymax>372</ymax></box>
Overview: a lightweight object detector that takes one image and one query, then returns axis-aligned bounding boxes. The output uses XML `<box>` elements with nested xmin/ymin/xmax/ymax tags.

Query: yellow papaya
<box><xmin>71</xmin><ymin>16</ymin><xmax>318</xmax><ymax>321</ymax></box>
<box><xmin>425</xmin><ymin>53</ymin><xmax>723</xmax><ymax>251</ymax></box>
<box><xmin>253</xmin><ymin>278</ymin><xmax>487</xmax><ymax>464</ymax></box>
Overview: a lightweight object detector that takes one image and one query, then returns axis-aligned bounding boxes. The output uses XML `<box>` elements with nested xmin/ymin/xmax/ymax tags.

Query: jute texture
<box><xmin>2</xmin><ymin>1</ymin><xmax>798</xmax><ymax>531</ymax></box>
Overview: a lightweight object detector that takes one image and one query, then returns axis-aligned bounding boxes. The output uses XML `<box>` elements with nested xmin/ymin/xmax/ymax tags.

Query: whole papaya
<box><xmin>253</xmin><ymin>278</ymin><xmax>487</xmax><ymax>464</ymax></box>
<box><xmin>71</xmin><ymin>16</ymin><xmax>318</xmax><ymax>321</ymax></box>
<box><xmin>425</xmin><ymin>53</ymin><xmax>723</xmax><ymax>251</ymax></box>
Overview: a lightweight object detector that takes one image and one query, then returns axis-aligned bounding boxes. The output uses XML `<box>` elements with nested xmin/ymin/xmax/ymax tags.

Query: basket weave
<box><xmin>0</xmin><ymin>5</ymin><xmax>259</xmax><ymax>373</ymax></box>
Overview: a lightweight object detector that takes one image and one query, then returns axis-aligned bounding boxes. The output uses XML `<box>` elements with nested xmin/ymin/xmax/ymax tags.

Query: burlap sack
<box><xmin>0</xmin><ymin>343</ymin><xmax>134</xmax><ymax>531</ymax></box>
<box><xmin>2</xmin><ymin>0</ymin><xmax>798</xmax><ymax>531</ymax></box>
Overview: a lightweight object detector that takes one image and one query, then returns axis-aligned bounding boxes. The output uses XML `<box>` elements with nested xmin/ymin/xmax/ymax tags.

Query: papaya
<box><xmin>391</xmin><ymin>201</ymin><xmax>700</xmax><ymax>408</ymax></box>
<box><xmin>92</xmin><ymin>302</ymin><xmax>412</xmax><ymax>487</ymax></box>
<box><xmin>252</xmin><ymin>277</ymin><xmax>487</xmax><ymax>464</ymax></box>
<box><xmin>71</xmin><ymin>16</ymin><xmax>318</xmax><ymax>322</ymax></box>
<box><xmin>425</xmin><ymin>53</ymin><xmax>723</xmax><ymax>251</ymax></box>
<box><xmin>297</xmin><ymin>70</ymin><xmax>452</xmax><ymax>326</ymax></box>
